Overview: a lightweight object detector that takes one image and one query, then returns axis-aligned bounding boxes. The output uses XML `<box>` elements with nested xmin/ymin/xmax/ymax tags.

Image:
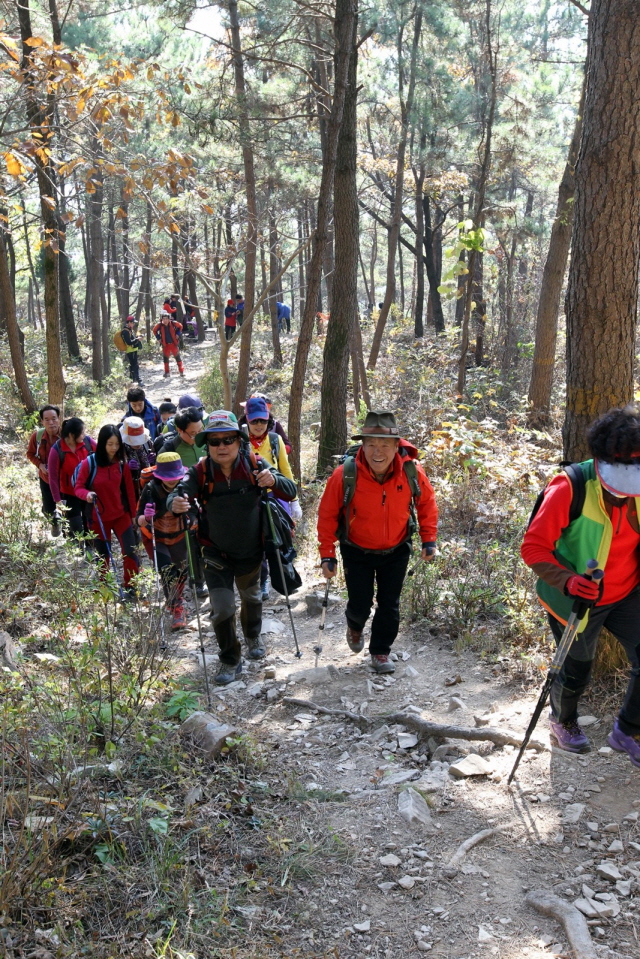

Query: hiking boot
<box><xmin>246</xmin><ymin>635</ymin><xmax>266</xmax><ymax>660</ymax></box>
<box><xmin>215</xmin><ymin>660</ymin><xmax>242</xmax><ymax>685</ymax></box>
<box><xmin>171</xmin><ymin>605</ymin><xmax>187</xmax><ymax>631</ymax></box>
<box><xmin>51</xmin><ymin>519</ymin><xmax>62</xmax><ymax>538</ymax></box>
<box><xmin>163</xmin><ymin>372</ymin><xmax>170</xmax><ymax>379</ymax></box>
<box><xmin>549</xmin><ymin>714</ymin><xmax>591</xmax><ymax>753</ymax></box>
<box><xmin>608</xmin><ymin>719</ymin><xmax>640</xmax><ymax>767</ymax></box>
<box><xmin>346</xmin><ymin>625</ymin><xmax>365</xmax><ymax>653</ymax></box>
<box><xmin>371</xmin><ymin>654</ymin><xmax>395</xmax><ymax>674</ymax></box>
<box><xmin>195</xmin><ymin>582</ymin><xmax>209</xmax><ymax>599</ymax></box>
<box><xmin>261</xmin><ymin>578</ymin><xmax>270</xmax><ymax>602</ymax></box>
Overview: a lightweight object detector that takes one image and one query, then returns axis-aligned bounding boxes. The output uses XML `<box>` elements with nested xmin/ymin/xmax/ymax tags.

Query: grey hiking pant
<box><xmin>202</xmin><ymin>548</ymin><xmax>262</xmax><ymax>666</ymax></box>
<box><xmin>548</xmin><ymin>585</ymin><xmax>640</xmax><ymax>735</ymax></box>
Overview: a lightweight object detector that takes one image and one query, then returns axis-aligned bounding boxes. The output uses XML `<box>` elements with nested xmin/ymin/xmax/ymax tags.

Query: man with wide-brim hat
<box><xmin>522</xmin><ymin>405</ymin><xmax>640</xmax><ymax>766</ymax></box>
<box><xmin>317</xmin><ymin>410</ymin><xmax>438</xmax><ymax>674</ymax></box>
<box><xmin>169</xmin><ymin>411</ymin><xmax>297</xmax><ymax>684</ymax></box>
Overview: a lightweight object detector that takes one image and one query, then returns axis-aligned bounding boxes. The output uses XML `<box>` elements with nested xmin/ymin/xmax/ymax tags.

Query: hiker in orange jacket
<box><xmin>317</xmin><ymin>410</ymin><xmax>438</xmax><ymax>674</ymax></box>
<box><xmin>153</xmin><ymin>311</ymin><xmax>185</xmax><ymax>378</ymax></box>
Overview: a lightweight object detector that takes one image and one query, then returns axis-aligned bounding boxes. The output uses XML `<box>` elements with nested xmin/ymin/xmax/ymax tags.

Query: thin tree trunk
<box><xmin>120</xmin><ymin>188</ymin><xmax>130</xmax><ymax>317</ymax></box>
<box><xmin>423</xmin><ymin>193</ymin><xmax>445</xmax><ymax>333</ymax></box>
<box><xmin>87</xmin><ymin>149</ymin><xmax>105</xmax><ymax>382</ymax></box>
<box><xmin>527</xmin><ymin>90</ymin><xmax>584</xmax><ymax>426</ymax></box>
<box><xmin>229</xmin><ymin>0</ymin><xmax>258</xmax><ymax>413</ymax></box>
<box><xmin>563</xmin><ymin>0</ymin><xmax>640</xmax><ymax>461</ymax></box>
<box><xmin>20</xmin><ymin>198</ymin><xmax>44</xmax><ymax>331</ymax></box>
<box><xmin>413</xmin><ymin>164</ymin><xmax>425</xmax><ymax>337</ymax></box>
<box><xmin>0</xmin><ymin>228</ymin><xmax>36</xmax><ymax>411</ymax></box>
<box><xmin>368</xmin><ymin>8</ymin><xmax>422</xmax><ymax>368</ymax></box>
<box><xmin>287</xmin><ymin>0</ymin><xmax>356</xmax><ymax>479</ymax></box>
<box><xmin>297</xmin><ymin>208</ymin><xmax>306</xmax><ymax>324</ymax></box>
<box><xmin>268</xmin><ymin>195</ymin><xmax>283</xmax><ymax>366</ymax></box>
<box><xmin>204</xmin><ymin>218</ymin><xmax>213</xmax><ymax>327</ymax></box>
<box><xmin>318</xmin><ymin>3</ymin><xmax>359</xmax><ymax>475</ymax></box>
<box><xmin>17</xmin><ymin>0</ymin><xmax>65</xmax><ymax>403</ymax></box>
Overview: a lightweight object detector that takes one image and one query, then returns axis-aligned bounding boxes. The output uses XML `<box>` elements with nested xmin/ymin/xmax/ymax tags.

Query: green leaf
<box><xmin>148</xmin><ymin>816</ymin><xmax>169</xmax><ymax>835</ymax></box>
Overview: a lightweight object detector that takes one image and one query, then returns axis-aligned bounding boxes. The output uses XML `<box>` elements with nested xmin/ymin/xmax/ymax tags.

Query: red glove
<box><xmin>565</xmin><ymin>575</ymin><xmax>600</xmax><ymax>600</ymax></box>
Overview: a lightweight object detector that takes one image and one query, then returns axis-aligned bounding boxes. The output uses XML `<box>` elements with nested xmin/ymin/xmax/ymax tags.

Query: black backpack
<box><xmin>527</xmin><ymin>462</ymin><xmax>586</xmax><ymax>529</ymax></box>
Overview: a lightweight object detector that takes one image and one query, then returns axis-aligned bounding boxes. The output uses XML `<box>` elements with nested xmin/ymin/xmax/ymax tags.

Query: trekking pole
<box><xmin>144</xmin><ymin>504</ymin><xmax>167</xmax><ymax>651</ymax></box>
<box><xmin>507</xmin><ymin>560</ymin><xmax>604</xmax><ymax>785</ymax></box>
<box><xmin>183</xmin><ymin>515</ymin><xmax>212</xmax><ymax>710</ymax></box>
<box><xmin>93</xmin><ymin>501</ymin><xmax>125</xmax><ymax>602</ymax></box>
<box><xmin>314</xmin><ymin>578</ymin><xmax>330</xmax><ymax>667</ymax></box>
<box><xmin>262</xmin><ymin>489</ymin><xmax>302</xmax><ymax>658</ymax></box>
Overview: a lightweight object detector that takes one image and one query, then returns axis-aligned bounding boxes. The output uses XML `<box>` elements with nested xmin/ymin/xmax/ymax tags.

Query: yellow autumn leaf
<box><xmin>3</xmin><ymin>152</ymin><xmax>25</xmax><ymax>176</ymax></box>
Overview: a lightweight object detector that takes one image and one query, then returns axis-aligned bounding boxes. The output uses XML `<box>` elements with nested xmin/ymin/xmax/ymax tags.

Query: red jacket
<box><xmin>48</xmin><ymin>437</ymin><xmax>96</xmax><ymax>500</ymax></box>
<box><xmin>26</xmin><ymin>428</ymin><xmax>60</xmax><ymax>481</ymax></box>
<box><xmin>153</xmin><ymin>320</ymin><xmax>182</xmax><ymax>352</ymax></box>
<box><xmin>521</xmin><ymin>472</ymin><xmax>640</xmax><ymax>607</ymax></box>
<box><xmin>317</xmin><ymin>442</ymin><xmax>438</xmax><ymax>558</ymax></box>
<box><xmin>74</xmin><ymin>458</ymin><xmax>137</xmax><ymax>523</ymax></box>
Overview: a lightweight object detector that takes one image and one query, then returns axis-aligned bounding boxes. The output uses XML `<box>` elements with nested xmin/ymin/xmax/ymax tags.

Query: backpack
<box><xmin>527</xmin><ymin>462</ymin><xmax>586</xmax><ymax>529</ymax></box>
<box><xmin>71</xmin><ymin>452</ymin><xmax>98</xmax><ymax>491</ymax></box>
<box><xmin>52</xmin><ymin>436</ymin><xmax>93</xmax><ymax>468</ymax></box>
<box><xmin>113</xmin><ymin>330</ymin><xmax>128</xmax><ymax>352</ymax></box>
<box><xmin>339</xmin><ymin>444</ymin><xmax>422</xmax><ymax>545</ymax></box>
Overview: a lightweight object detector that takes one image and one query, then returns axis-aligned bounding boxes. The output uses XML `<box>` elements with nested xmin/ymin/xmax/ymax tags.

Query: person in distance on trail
<box><xmin>157</xmin><ymin>406</ymin><xmax>207</xmax><ymax>598</ymax></box>
<box><xmin>168</xmin><ymin>410</ymin><xmax>297</xmax><ymax>685</ymax></box>
<box><xmin>153</xmin><ymin>310</ymin><xmax>185</xmax><ymax>379</ymax></box>
<box><xmin>121</xmin><ymin>314</ymin><xmax>144</xmax><ymax>386</ymax></box>
<box><xmin>317</xmin><ymin>410</ymin><xmax>438</xmax><ymax>675</ymax></box>
<box><xmin>224</xmin><ymin>299</ymin><xmax>237</xmax><ymax>340</ymax></box>
<box><xmin>26</xmin><ymin>404</ymin><xmax>62</xmax><ymax>536</ymax></box>
<box><xmin>522</xmin><ymin>405</ymin><xmax>640</xmax><ymax>766</ymax></box>
<box><xmin>240</xmin><ymin>395</ymin><xmax>301</xmax><ymax>600</ymax></box>
<box><xmin>276</xmin><ymin>300</ymin><xmax>291</xmax><ymax>333</ymax></box>
<box><xmin>48</xmin><ymin>417</ymin><xmax>96</xmax><ymax>542</ymax></box>
<box><xmin>238</xmin><ymin>392</ymin><xmax>291</xmax><ymax>454</ymax></box>
<box><xmin>235</xmin><ymin>293</ymin><xmax>245</xmax><ymax>327</ymax></box>
<box><xmin>74</xmin><ymin>424</ymin><xmax>139</xmax><ymax>598</ymax></box>
<box><xmin>122</xmin><ymin>386</ymin><xmax>161</xmax><ymax>441</ymax></box>
<box><xmin>137</xmin><ymin>452</ymin><xmax>189</xmax><ymax>630</ymax></box>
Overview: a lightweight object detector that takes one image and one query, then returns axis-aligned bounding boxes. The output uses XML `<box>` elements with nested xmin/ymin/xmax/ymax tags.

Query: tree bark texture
<box><xmin>317</xmin><ymin>6</ymin><xmax>359</xmax><ymax>476</ymax></box>
<box><xmin>563</xmin><ymin>0</ymin><xmax>640</xmax><ymax>461</ymax></box>
<box><xmin>287</xmin><ymin>0</ymin><xmax>356</xmax><ymax>479</ymax></box>
<box><xmin>0</xmin><ymin>229</ymin><xmax>36</xmax><ymax>412</ymax></box>
<box><xmin>528</xmin><ymin>93</ymin><xmax>584</xmax><ymax>425</ymax></box>
<box><xmin>423</xmin><ymin>193</ymin><xmax>445</xmax><ymax>333</ymax></box>
<box><xmin>413</xmin><ymin>165</ymin><xmax>425</xmax><ymax>337</ymax></box>
<box><xmin>368</xmin><ymin>9</ymin><xmax>422</xmax><ymax>370</ymax></box>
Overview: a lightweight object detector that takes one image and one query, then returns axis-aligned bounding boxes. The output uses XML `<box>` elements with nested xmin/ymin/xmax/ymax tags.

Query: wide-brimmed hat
<box><xmin>195</xmin><ymin>410</ymin><xmax>240</xmax><ymax>447</ymax></box>
<box><xmin>178</xmin><ymin>393</ymin><xmax>203</xmax><ymax>411</ymax></box>
<box><xmin>596</xmin><ymin>458</ymin><xmax>640</xmax><ymax>497</ymax></box>
<box><xmin>245</xmin><ymin>396</ymin><xmax>270</xmax><ymax>422</ymax></box>
<box><xmin>352</xmin><ymin>410</ymin><xmax>401</xmax><ymax>441</ymax></box>
<box><xmin>120</xmin><ymin>416</ymin><xmax>150</xmax><ymax>447</ymax></box>
<box><xmin>154</xmin><ymin>451</ymin><xmax>187</xmax><ymax>482</ymax></box>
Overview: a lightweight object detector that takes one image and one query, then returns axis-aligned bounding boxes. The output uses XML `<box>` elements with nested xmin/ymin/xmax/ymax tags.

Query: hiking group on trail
<box><xmin>25</xmin><ymin>395</ymin><xmax>640</xmax><ymax>768</ymax></box>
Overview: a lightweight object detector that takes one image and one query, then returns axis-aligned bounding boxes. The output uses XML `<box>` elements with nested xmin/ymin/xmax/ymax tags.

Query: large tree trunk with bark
<box><xmin>229</xmin><ymin>0</ymin><xmax>258</xmax><ymax>413</ymax></box>
<box><xmin>287</xmin><ymin>0</ymin><xmax>357</xmax><ymax>479</ymax></box>
<box><xmin>527</xmin><ymin>96</ymin><xmax>584</xmax><ymax>426</ymax></box>
<box><xmin>368</xmin><ymin>9</ymin><xmax>422</xmax><ymax>369</ymax></box>
<box><xmin>563</xmin><ymin>0</ymin><xmax>640</xmax><ymax>461</ymax></box>
<box><xmin>317</xmin><ymin>6</ymin><xmax>359</xmax><ymax>475</ymax></box>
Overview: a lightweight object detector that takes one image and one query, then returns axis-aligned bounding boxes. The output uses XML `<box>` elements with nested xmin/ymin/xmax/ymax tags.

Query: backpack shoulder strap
<box><xmin>268</xmin><ymin>431</ymin><xmax>280</xmax><ymax>467</ymax></box>
<box><xmin>342</xmin><ymin>455</ymin><xmax>357</xmax><ymax>508</ymax></box>
<box><xmin>52</xmin><ymin>438</ymin><xmax>64</xmax><ymax>465</ymax></box>
<box><xmin>36</xmin><ymin>427</ymin><xmax>46</xmax><ymax>444</ymax></box>
<box><xmin>402</xmin><ymin>458</ymin><xmax>421</xmax><ymax>501</ymax></box>
<box><xmin>563</xmin><ymin>462</ymin><xmax>587</xmax><ymax>524</ymax></box>
<box><xmin>83</xmin><ymin>436</ymin><xmax>93</xmax><ymax>454</ymax></box>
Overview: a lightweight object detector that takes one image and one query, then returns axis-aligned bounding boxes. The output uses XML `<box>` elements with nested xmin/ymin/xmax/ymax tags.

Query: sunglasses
<box><xmin>250</xmin><ymin>418</ymin><xmax>268</xmax><ymax>425</ymax></box>
<box><xmin>207</xmin><ymin>435</ymin><xmax>238</xmax><ymax>447</ymax></box>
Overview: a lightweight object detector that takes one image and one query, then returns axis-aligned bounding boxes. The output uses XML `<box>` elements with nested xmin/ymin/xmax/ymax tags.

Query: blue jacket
<box><xmin>276</xmin><ymin>302</ymin><xmax>290</xmax><ymax>320</ymax></box>
<box><xmin>123</xmin><ymin>400</ymin><xmax>161</xmax><ymax>440</ymax></box>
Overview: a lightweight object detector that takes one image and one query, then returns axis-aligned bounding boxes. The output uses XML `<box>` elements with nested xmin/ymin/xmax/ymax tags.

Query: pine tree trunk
<box><xmin>563</xmin><ymin>0</ymin><xmax>640</xmax><ymax>461</ymax></box>
<box><xmin>423</xmin><ymin>193</ymin><xmax>445</xmax><ymax>333</ymax></box>
<box><xmin>527</xmin><ymin>94</ymin><xmax>584</xmax><ymax>426</ymax></box>
<box><xmin>317</xmin><ymin>5</ymin><xmax>359</xmax><ymax>475</ymax></box>
<box><xmin>287</xmin><ymin>0</ymin><xmax>357</xmax><ymax>479</ymax></box>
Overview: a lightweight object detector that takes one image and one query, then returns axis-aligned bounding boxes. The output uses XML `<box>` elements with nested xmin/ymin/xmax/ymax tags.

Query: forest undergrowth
<box><xmin>0</xmin><ymin>319</ymin><xmax>631</xmax><ymax>958</ymax></box>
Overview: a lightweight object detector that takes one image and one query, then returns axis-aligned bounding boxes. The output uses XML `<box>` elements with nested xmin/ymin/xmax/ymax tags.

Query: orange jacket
<box><xmin>317</xmin><ymin>443</ymin><xmax>438</xmax><ymax>558</ymax></box>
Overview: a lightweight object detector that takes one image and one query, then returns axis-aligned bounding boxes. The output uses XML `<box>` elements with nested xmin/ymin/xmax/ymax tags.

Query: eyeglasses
<box><xmin>207</xmin><ymin>435</ymin><xmax>238</xmax><ymax>447</ymax></box>
<box><xmin>250</xmin><ymin>418</ymin><xmax>268</xmax><ymax>425</ymax></box>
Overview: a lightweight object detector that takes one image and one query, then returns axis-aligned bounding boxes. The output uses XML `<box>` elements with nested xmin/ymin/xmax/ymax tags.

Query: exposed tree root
<box><xmin>526</xmin><ymin>890</ymin><xmax>597</xmax><ymax>959</ymax></box>
<box><xmin>442</xmin><ymin>826</ymin><xmax>508</xmax><ymax>878</ymax></box>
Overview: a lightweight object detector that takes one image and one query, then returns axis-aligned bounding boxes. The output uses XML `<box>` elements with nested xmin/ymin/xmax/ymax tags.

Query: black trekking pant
<box><xmin>127</xmin><ymin>351</ymin><xmax>141</xmax><ymax>383</ymax></box>
<box><xmin>39</xmin><ymin>477</ymin><xmax>56</xmax><ymax>519</ymax></box>
<box><xmin>548</xmin><ymin>586</ymin><xmax>640</xmax><ymax>735</ymax></box>
<box><xmin>61</xmin><ymin>494</ymin><xmax>89</xmax><ymax>540</ymax></box>
<box><xmin>202</xmin><ymin>548</ymin><xmax>263</xmax><ymax>665</ymax></box>
<box><xmin>340</xmin><ymin>541</ymin><xmax>411</xmax><ymax>655</ymax></box>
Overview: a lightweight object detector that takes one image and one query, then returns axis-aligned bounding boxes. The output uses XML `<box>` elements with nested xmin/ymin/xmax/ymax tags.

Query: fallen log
<box><xmin>526</xmin><ymin>890</ymin><xmax>597</xmax><ymax>959</ymax></box>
